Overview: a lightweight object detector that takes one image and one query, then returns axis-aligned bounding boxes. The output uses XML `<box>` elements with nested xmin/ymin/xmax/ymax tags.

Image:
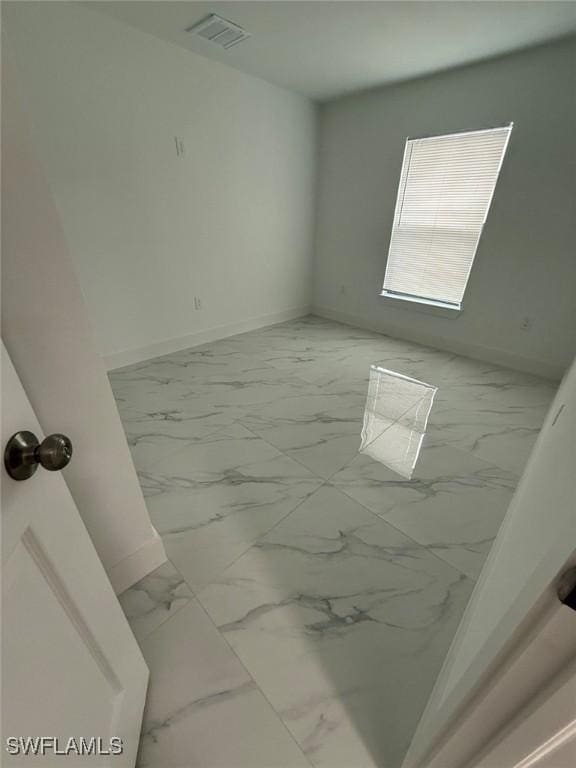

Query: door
<box><xmin>1</xmin><ymin>42</ymin><xmax>164</xmax><ymax>595</ymax></box>
<box><xmin>1</xmin><ymin>344</ymin><xmax>148</xmax><ymax>766</ymax></box>
<box><xmin>473</xmin><ymin>648</ymin><xmax>576</xmax><ymax>768</ymax></box>
<box><xmin>403</xmin><ymin>356</ymin><xmax>576</xmax><ymax>767</ymax></box>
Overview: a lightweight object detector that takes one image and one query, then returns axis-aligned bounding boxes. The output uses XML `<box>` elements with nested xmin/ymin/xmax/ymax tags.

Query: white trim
<box><xmin>403</xmin><ymin>599</ymin><xmax>576</xmax><ymax>768</ymax></box>
<box><xmin>312</xmin><ymin>305</ymin><xmax>563</xmax><ymax>381</ymax></box>
<box><xmin>107</xmin><ymin>529</ymin><xmax>167</xmax><ymax>595</ymax></box>
<box><xmin>469</xmin><ymin>629</ymin><xmax>576</xmax><ymax>768</ymax></box>
<box><xmin>104</xmin><ymin>306</ymin><xmax>311</xmax><ymax>370</ymax></box>
<box><xmin>509</xmin><ymin>719</ymin><xmax>576</xmax><ymax>768</ymax></box>
<box><xmin>407</xmin><ymin>122</ymin><xmax>514</xmax><ymax>143</ymax></box>
<box><xmin>380</xmin><ymin>290</ymin><xmax>461</xmax><ymax>312</ymax></box>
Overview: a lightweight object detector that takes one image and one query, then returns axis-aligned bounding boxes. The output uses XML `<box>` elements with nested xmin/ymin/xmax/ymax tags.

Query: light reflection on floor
<box><xmin>360</xmin><ymin>366</ymin><xmax>437</xmax><ymax>479</ymax></box>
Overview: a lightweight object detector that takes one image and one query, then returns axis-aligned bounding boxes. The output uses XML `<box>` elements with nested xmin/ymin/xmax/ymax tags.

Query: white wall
<box><xmin>314</xmin><ymin>38</ymin><xmax>576</xmax><ymax>380</ymax></box>
<box><xmin>4</xmin><ymin>2</ymin><xmax>316</xmax><ymax>365</ymax></box>
<box><xmin>2</xmin><ymin>49</ymin><xmax>165</xmax><ymax>594</ymax></box>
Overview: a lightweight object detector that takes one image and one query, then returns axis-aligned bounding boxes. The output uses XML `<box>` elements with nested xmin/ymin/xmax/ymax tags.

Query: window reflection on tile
<box><xmin>359</xmin><ymin>366</ymin><xmax>437</xmax><ymax>479</ymax></box>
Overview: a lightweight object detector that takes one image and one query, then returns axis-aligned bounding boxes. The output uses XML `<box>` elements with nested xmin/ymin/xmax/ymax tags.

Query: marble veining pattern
<box><xmin>136</xmin><ymin>600</ymin><xmax>311</xmax><ymax>768</ymax></box>
<box><xmin>198</xmin><ymin>486</ymin><xmax>474</xmax><ymax>768</ymax></box>
<box><xmin>111</xmin><ymin>316</ymin><xmax>556</xmax><ymax>767</ymax></box>
<box><xmin>118</xmin><ymin>560</ymin><xmax>194</xmax><ymax>642</ymax></box>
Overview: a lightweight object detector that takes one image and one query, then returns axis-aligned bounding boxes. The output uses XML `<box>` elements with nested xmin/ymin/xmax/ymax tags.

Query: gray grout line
<box><xmin>192</xmin><ymin>596</ymin><xmax>316</xmax><ymax>768</ymax></box>
<box><xmin>130</xmin><ymin>421</ymin><xmax>500</xmax><ymax>593</ymax></box>
<box><xmin>189</xmin><ymin>479</ymin><xmax>328</xmax><ymax>594</ymax></box>
<box><xmin>325</xmin><ymin>482</ymin><xmax>478</xmax><ymax>581</ymax></box>
<box><xmin>315</xmin><ymin>454</ymin><xmax>482</xmax><ymax>581</ymax></box>
<box><xmin>128</xmin><ymin>421</ymin><xmax>241</xmax><ymax>479</ymax></box>
<box><xmin>130</xmin><ymin>554</ymin><xmax>315</xmax><ymax>764</ymax></box>
<box><xmin>318</xmin><ymin>437</ymin><xmax>486</xmax><ymax>580</ymax></box>
<box><xmin>267</xmin><ymin>432</ymin><xmax>488</xmax><ymax>581</ymax></box>
<box><xmin>194</xmin><ymin>411</ymin><xmax>476</xmax><ymax>585</ymax></box>
<box><xmin>235</xmin><ymin>418</ymin><xmax>334</xmax><ymax>477</ymax></box>
<box><xmin>128</xmin><ymin>412</ymin><xmax>518</xmax><ymax>610</ymax></box>
<box><xmin>119</xmin><ymin>556</ymin><xmax>195</xmax><ymax>628</ymax></box>
<box><xmin>136</xmin><ymin>422</ymin><xmax>330</xmax><ymax>599</ymax></box>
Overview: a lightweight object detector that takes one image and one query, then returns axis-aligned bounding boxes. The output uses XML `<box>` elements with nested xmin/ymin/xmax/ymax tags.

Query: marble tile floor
<box><xmin>112</xmin><ymin>316</ymin><xmax>557</xmax><ymax>768</ymax></box>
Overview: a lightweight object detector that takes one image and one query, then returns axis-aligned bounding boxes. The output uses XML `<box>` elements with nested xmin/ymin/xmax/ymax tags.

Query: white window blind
<box><xmin>382</xmin><ymin>124</ymin><xmax>512</xmax><ymax>309</ymax></box>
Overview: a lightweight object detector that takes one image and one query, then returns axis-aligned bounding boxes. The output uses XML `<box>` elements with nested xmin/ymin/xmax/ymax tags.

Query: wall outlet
<box><xmin>193</xmin><ymin>296</ymin><xmax>202</xmax><ymax>310</ymax></box>
<box><xmin>520</xmin><ymin>316</ymin><xmax>533</xmax><ymax>331</ymax></box>
<box><xmin>174</xmin><ymin>136</ymin><xmax>185</xmax><ymax>157</ymax></box>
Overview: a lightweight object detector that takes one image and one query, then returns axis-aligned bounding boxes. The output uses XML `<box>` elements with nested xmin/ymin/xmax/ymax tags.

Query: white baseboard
<box><xmin>104</xmin><ymin>306</ymin><xmax>311</xmax><ymax>371</ymax></box>
<box><xmin>108</xmin><ymin>529</ymin><xmax>167</xmax><ymax>595</ymax></box>
<box><xmin>313</xmin><ymin>305</ymin><xmax>563</xmax><ymax>382</ymax></box>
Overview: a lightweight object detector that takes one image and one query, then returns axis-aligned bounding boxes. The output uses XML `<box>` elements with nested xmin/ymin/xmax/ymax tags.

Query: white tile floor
<box><xmin>112</xmin><ymin>316</ymin><xmax>556</xmax><ymax>768</ymax></box>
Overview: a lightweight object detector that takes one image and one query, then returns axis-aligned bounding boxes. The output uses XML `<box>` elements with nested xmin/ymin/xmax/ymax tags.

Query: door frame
<box><xmin>473</xmin><ymin>651</ymin><xmax>576</xmax><ymax>768</ymax></box>
<box><xmin>402</xmin><ymin>584</ymin><xmax>576</xmax><ymax>767</ymax></box>
<box><xmin>403</xmin><ymin>356</ymin><xmax>576</xmax><ymax>768</ymax></box>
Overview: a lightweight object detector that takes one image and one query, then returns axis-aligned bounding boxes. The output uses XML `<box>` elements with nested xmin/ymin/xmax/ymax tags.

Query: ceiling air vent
<box><xmin>187</xmin><ymin>14</ymin><xmax>251</xmax><ymax>50</ymax></box>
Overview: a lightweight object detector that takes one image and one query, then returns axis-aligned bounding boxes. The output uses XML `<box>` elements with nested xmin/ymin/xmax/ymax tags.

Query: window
<box><xmin>382</xmin><ymin>124</ymin><xmax>512</xmax><ymax>310</ymax></box>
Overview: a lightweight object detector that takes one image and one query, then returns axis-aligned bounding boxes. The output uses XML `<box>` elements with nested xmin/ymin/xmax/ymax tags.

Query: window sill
<box><xmin>379</xmin><ymin>291</ymin><xmax>462</xmax><ymax>318</ymax></box>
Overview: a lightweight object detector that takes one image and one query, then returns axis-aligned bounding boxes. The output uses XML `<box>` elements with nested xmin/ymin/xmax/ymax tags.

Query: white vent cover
<box><xmin>187</xmin><ymin>14</ymin><xmax>251</xmax><ymax>50</ymax></box>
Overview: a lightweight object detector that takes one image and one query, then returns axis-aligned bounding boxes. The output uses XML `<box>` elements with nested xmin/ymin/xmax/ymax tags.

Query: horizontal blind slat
<box><xmin>383</xmin><ymin>125</ymin><xmax>511</xmax><ymax>305</ymax></box>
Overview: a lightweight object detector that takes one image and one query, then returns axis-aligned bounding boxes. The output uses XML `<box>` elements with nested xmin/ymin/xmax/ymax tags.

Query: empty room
<box><xmin>2</xmin><ymin>2</ymin><xmax>576</xmax><ymax>767</ymax></box>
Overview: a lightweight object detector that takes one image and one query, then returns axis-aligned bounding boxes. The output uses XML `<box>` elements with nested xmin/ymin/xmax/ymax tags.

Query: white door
<box><xmin>474</xmin><ymin>649</ymin><xmax>576</xmax><ymax>768</ymax></box>
<box><xmin>1</xmin><ymin>344</ymin><xmax>148</xmax><ymax>766</ymax></box>
<box><xmin>404</xmin><ymin>357</ymin><xmax>576</xmax><ymax>768</ymax></box>
<box><xmin>2</xmin><ymin>40</ymin><xmax>164</xmax><ymax>596</ymax></box>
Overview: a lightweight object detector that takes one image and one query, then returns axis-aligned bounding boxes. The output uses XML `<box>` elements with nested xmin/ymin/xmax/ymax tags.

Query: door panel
<box><xmin>1</xmin><ymin>345</ymin><xmax>148</xmax><ymax>766</ymax></box>
<box><xmin>1</xmin><ymin>43</ymin><xmax>163</xmax><ymax>593</ymax></box>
